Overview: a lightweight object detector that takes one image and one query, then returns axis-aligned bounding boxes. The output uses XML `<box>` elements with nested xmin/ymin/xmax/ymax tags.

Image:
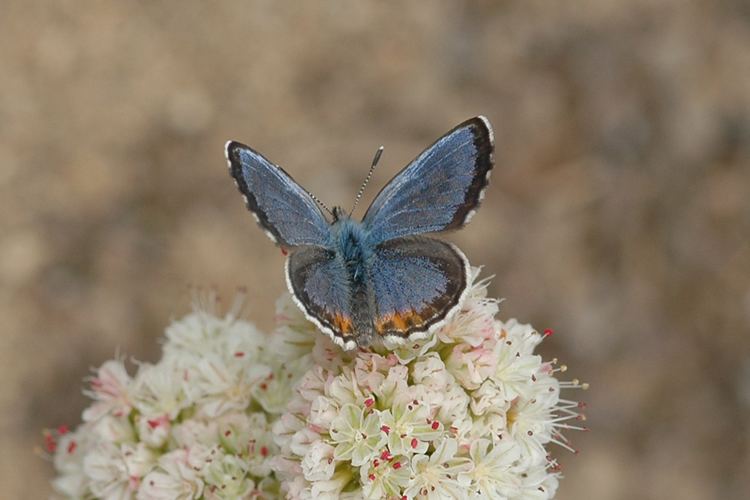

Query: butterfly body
<box><xmin>328</xmin><ymin>210</ymin><xmax>376</xmax><ymax>345</ymax></box>
<box><xmin>226</xmin><ymin>116</ymin><xmax>494</xmax><ymax>350</ymax></box>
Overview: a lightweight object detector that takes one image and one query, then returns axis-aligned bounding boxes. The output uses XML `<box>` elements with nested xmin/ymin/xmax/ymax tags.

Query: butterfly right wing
<box><xmin>366</xmin><ymin>235</ymin><xmax>470</xmax><ymax>342</ymax></box>
<box><xmin>285</xmin><ymin>246</ymin><xmax>358</xmax><ymax>350</ymax></box>
<box><xmin>362</xmin><ymin>116</ymin><xmax>494</xmax><ymax>244</ymax></box>
<box><xmin>226</xmin><ymin>141</ymin><xmax>331</xmax><ymax>248</ymax></box>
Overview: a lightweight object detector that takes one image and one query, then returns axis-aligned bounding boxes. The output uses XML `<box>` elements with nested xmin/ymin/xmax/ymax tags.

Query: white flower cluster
<box><xmin>272</xmin><ymin>270</ymin><xmax>587</xmax><ymax>499</ymax></box>
<box><xmin>49</xmin><ymin>270</ymin><xmax>587</xmax><ymax>499</ymax></box>
<box><xmin>49</xmin><ymin>292</ymin><xmax>286</xmax><ymax>499</ymax></box>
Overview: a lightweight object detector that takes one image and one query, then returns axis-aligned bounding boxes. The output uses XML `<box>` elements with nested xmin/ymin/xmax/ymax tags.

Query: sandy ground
<box><xmin>1</xmin><ymin>1</ymin><xmax>749</xmax><ymax>498</ymax></box>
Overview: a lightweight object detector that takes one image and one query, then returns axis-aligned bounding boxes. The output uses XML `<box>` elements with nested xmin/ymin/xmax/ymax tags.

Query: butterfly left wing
<box><xmin>285</xmin><ymin>246</ymin><xmax>358</xmax><ymax>350</ymax></box>
<box><xmin>366</xmin><ymin>236</ymin><xmax>470</xmax><ymax>341</ymax></box>
<box><xmin>362</xmin><ymin>116</ymin><xmax>493</xmax><ymax>244</ymax></box>
<box><xmin>226</xmin><ymin>141</ymin><xmax>331</xmax><ymax>248</ymax></box>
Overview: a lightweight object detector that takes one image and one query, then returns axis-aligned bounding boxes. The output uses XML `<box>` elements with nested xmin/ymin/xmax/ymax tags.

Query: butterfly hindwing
<box><xmin>362</xmin><ymin>116</ymin><xmax>493</xmax><ymax>244</ymax></box>
<box><xmin>226</xmin><ymin>141</ymin><xmax>331</xmax><ymax>248</ymax></box>
<box><xmin>366</xmin><ymin>236</ymin><xmax>470</xmax><ymax>340</ymax></box>
<box><xmin>285</xmin><ymin>246</ymin><xmax>357</xmax><ymax>350</ymax></box>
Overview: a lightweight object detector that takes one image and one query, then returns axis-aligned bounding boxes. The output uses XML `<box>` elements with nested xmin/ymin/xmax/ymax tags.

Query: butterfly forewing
<box><xmin>362</xmin><ymin>116</ymin><xmax>494</xmax><ymax>244</ymax></box>
<box><xmin>226</xmin><ymin>141</ymin><xmax>331</xmax><ymax>248</ymax></box>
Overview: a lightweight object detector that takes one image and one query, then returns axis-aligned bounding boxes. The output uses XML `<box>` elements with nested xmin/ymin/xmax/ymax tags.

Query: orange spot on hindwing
<box><xmin>374</xmin><ymin>309</ymin><xmax>430</xmax><ymax>335</ymax></box>
<box><xmin>331</xmin><ymin>313</ymin><xmax>353</xmax><ymax>337</ymax></box>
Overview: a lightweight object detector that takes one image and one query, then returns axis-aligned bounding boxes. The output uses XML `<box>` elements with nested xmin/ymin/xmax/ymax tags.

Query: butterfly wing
<box><xmin>362</xmin><ymin>116</ymin><xmax>494</xmax><ymax>244</ymax></box>
<box><xmin>285</xmin><ymin>246</ymin><xmax>358</xmax><ymax>350</ymax></box>
<box><xmin>226</xmin><ymin>141</ymin><xmax>331</xmax><ymax>248</ymax></box>
<box><xmin>366</xmin><ymin>236</ymin><xmax>470</xmax><ymax>341</ymax></box>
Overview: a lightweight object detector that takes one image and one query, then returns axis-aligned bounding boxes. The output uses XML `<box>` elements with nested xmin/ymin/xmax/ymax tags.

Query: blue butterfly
<box><xmin>226</xmin><ymin>116</ymin><xmax>494</xmax><ymax>350</ymax></box>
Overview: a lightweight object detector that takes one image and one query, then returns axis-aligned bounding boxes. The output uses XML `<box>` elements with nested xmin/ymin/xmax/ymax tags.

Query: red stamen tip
<box><xmin>57</xmin><ymin>424</ymin><xmax>70</xmax><ymax>435</ymax></box>
<box><xmin>234</xmin><ymin>351</ymin><xmax>245</xmax><ymax>358</ymax></box>
<box><xmin>431</xmin><ymin>421</ymin><xmax>440</xmax><ymax>430</ymax></box>
<box><xmin>364</xmin><ymin>398</ymin><xmax>375</xmax><ymax>408</ymax></box>
<box><xmin>44</xmin><ymin>435</ymin><xmax>57</xmax><ymax>453</ymax></box>
<box><xmin>67</xmin><ymin>440</ymin><xmax>77</xmax><ymax>454</ymax></box>
<box><xmin>380</xmin><ymin>425</ymin><xmax>390</xmax><ymax>435</ymax></box>
<box><xmin>380</xmin><ymin>449</ymin><xmax>392</xmax><ymax>461</ymax></box>
<box><xmin>543</xmin><ymin>328</ymin><xmax>554</xmax><ymax>337</ymax></box>
<box><xmin>392</xmin><ymin>461</ymin><xmax>402</xmax><ymax>470</ymax></box>
<box><xmin>368</xmin><ymin>473</ymin><xmax>376</xmax><ymax>481</ymax></box>
<box><xmin>410</xmin><ymin>438</ymin><xmax>418</xmax><ymax>449</ymax></box>
<box><xmin>260</xmin><ymin>446</ymin><xmax>269</xmax><ymax>457</ymax></box>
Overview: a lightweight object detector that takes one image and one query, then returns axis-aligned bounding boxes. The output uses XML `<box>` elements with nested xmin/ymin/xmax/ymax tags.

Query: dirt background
<box><xmin>1</xmin><ymin>1</ymin><xmax>749</xmax><ymax>499</ymax></box>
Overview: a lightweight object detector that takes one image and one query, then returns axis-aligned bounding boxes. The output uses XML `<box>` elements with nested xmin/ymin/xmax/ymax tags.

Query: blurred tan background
<box><xmin>1</xmin><ymin>1</ymin><xmax>749</xmax><ymax>498</ymax></box>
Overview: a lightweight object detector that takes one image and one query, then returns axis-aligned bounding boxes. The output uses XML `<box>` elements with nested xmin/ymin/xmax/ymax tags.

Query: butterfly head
<box><xmin>331</xmin><ymin>206</ymin><xmax>349</xmax><ymax>223</ymax></box>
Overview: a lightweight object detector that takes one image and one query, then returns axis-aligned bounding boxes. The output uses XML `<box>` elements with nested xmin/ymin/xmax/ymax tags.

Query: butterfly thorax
<box><xmin>330</xmin><ymin>211</ymin><xmax>371</xmax><ymax>284</ymax></box>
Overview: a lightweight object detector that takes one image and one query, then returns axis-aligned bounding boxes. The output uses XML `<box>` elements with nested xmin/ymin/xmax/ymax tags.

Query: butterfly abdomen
<box><xmin>350</xmin><ymin>281</ymin><xmax>373</xmax><ymax>346</ymax></box>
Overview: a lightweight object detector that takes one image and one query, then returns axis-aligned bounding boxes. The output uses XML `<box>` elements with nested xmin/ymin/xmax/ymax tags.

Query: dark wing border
<box><xmin>444</xmin><ymin>115</ymin><xmax>495</xmax><ymax>228</ymax></box>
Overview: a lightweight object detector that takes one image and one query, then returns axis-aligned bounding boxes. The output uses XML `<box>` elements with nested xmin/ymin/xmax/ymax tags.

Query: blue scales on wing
<box><xmin>285</xmin><ymin>247</ymin><xmax>357</xmax><ymax>349</ymax></box>
<box><xmin>226</xmin><ymin>141</ymin><xmax>331</xmax><ymax>248</ymax></box>
<box><xmin>366</xmin><ymin>236</ymin><xmax>469</xmax><ymax>339</ymax></box>
<box><xmin>362</xmin><ymin>116</ymin><xmax>494</xmax><ymax>244</ymax></box>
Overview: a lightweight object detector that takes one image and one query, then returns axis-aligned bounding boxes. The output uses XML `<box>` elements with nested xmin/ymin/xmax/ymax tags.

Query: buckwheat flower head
<box><xmin>48</xmin><ymin>290</ymin><xmax>286</xmax><ymax>499</ymax></box>
<box><xmin>272</xmin><ymin>268</ymin><xmax>588</xmax><ymax>499</ymax></box>
<box><xmin>48</xmin><ymin>269</ymin><xmax>587</xmax><ymax>499</ymax></box>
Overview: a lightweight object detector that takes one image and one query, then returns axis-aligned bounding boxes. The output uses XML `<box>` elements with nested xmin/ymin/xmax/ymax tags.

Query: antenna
<box><xmin>350</xmin><ymin>146</ymin><xmax>384</xmax><ymax>216</ymax></box>
<box><xmin>309</xmin><ymin>191</ymin><xmax>334</xmax><ymax>217</ymax></box>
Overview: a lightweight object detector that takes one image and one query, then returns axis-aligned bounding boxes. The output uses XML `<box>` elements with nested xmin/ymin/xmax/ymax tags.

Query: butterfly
<box><xmin>225</xmin><ymin>116</ymin><xmax>494</xmax><ymax>350</ymax></box>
